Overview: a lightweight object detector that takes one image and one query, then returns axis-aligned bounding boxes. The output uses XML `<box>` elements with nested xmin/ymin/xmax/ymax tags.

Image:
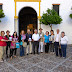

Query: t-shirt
<box><xmin>44</xmin><ymin>35</ymin><xmax>50</xmax><ymax>43</ymax></box>
<box><xmin>32</xmin><ymin>33</ymin><xmax>40</xmax><ymax>41</ymax></box>
<box><xmin>0</xmin><ymin>36</ymin><xmax>8</xmax><ymax>46</ymax></box>
<box><xmin>21</xmin><ymin>35</ymin><xmax>26</xmax><ymax>40</ymax></box>
<box><xmin>61</xmin><ymin>36</ymin><xmax>68</xmax><ymax>44</ymax></box>
<box><xmin>39</xmin><ymin>32</ymin><xmax>44</xmax><ymax>42</ymax></box>
<box><xmin>55</xmin><ymin>34</ymin><xmax>59</xmax><ymax>42</ymax></box>
<box><xmin>10</xmin><ymin>36</ymin><xmax>18</xmax><ymax>49</ymax></box>
<box><xmin>49</xmin><ymin>35</ymin><xmax>54</xmax><ymax>43</ymax></box>
<box><xmin>5</xmin><ymin>35</ymin><xmax>11</xmax><ymax>45</ymax></box>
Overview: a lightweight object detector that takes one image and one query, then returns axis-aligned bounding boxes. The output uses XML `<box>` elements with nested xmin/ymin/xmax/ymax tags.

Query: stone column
<box><xmin>14</xmin><ymin>18</ymin><xmax>19</xmax><ymax>35</ymax></box>
<box><xmin>38</xmin><ymin>18</ymin><xmax>41</xmax><ymax>32</ymax></box>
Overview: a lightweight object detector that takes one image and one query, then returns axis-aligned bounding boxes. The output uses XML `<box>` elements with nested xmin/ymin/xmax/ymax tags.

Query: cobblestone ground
<box><xmin>0</xmin><ymin>45</ymin><xmax>72</xmax><ymax>72</ymax></box>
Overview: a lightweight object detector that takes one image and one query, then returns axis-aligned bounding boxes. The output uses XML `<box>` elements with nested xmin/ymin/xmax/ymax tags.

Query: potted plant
<box><xmin>69</xmin><ymin>14</ymin><xmax>72</xmax><ymax>18</ymax></box>
<box><xmin>40</xmin><ymin>8</ymin><xmax>62</xmax><ymax>30</ymax></box>
<box><xmin>69</xmin><ymin>8</ymin><xmax>72</xmax><ymax>19</ymax></box>
<box><xmin>0</xmin><ymin>9</ymin><xmax>5</xmax><ymax>22</ymax></box>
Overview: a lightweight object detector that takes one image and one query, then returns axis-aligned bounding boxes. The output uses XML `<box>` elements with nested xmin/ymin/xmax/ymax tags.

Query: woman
<box><xmin>10</xmin><ymin>31</ymin><xmax>18</xmax><ymax>59</ymax></box>
<box><xmin>43</xmin><ymin>31</ymin><xmax>50</xmax><ymax>53</ymax></box>
<box><xmin>0</xmin><ymin>31</ymin><xmax>8</xmax><ymax>62</ymax></box>
<box><xmin>19</xmin><ymin>30</ymin><xmax>26</xmax><ymax>56</ymax></box>
<box><xmin>5</xmin><ymin>30</ymin><xmax>11</xmax><ymax>58</ymax></box>
<box><xmin>60</xmin><ymin>31</ymin><xmax>68</xmax><ymax>58</ymax></box>
<box><xmin>49</xmin><ymin>30</ymin><xmax>55</xmax><ymax>54</ymax></box>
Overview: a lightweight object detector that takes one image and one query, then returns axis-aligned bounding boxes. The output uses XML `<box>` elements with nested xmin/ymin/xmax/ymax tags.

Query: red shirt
<box><xmin>0</xmin><ymin>36</ymin><xmax>8</xmax><ymax>46</ymax></box>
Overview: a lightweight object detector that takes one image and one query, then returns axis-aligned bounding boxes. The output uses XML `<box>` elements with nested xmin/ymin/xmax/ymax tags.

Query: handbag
<box><xmin>16</xmin><ymin>42</ymin><xmax>20</xmax><ymax>48</ymax></box>
<box><xmin>23</xmin><ymin>42</ymin><xmax>27</xmax><ymax>47</ymax></box>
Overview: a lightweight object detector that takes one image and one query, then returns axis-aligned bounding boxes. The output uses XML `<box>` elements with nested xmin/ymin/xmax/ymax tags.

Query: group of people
<box><xmin>0</xmin><ymin>28</ymin><xmax>68</xmax><ymax>62</ymax></box>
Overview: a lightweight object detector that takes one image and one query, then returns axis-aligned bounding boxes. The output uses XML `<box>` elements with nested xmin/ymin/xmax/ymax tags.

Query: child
<box><xmin>10</xmin><ymin>31</ymin><xmax>18</xmax><ymax>59</ymax></box>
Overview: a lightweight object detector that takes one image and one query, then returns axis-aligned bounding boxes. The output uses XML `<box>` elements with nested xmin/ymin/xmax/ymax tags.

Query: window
<box><xmin>52</xmin><ymin>4</ymin><xmax>60</xmax><ymax>15</ymax></box>
<box><xmin>0</xmin><ymin>3</ymin><xmax>3</xmax><ymax>10</ymax></box>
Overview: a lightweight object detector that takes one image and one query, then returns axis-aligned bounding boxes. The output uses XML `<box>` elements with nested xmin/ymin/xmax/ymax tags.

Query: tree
<box><xmin>0</xmin><ymin>9</ymin><xmax>5</xmax><ymax>22</ymax></box>
<box><xmin>69</xmin><ymin>8</ymin><xmax>72</xmax><ymax>19</ymax></box>
<box><xmin>40</xmin><ymin>8</ymin><xmax>62</xmax><ymax>30</ymax></box>
<box><xmin>69</xmin><ymin>14</ymin><xmax>72</xmax><ymax>18</ymax></box>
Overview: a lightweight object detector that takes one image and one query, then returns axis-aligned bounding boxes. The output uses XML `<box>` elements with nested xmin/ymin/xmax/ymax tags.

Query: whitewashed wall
<box><xmin>41</xmin><ymin>0</ymin><xmax>72</xmax><ymax>44</ymax></box>
<box><xmin>0</xmin><ymin>0</ymin><xmax>72</xmax><ymax>44</ymax></box>
<box><xmin>16</xmin><ymin>2</ymin><xmax>39</xmax><ymax>16</ymax></box>
<box><xmin>0</xmin><ymin>0</ymin><xmax>14</xmax><ymax>35</ymax></box>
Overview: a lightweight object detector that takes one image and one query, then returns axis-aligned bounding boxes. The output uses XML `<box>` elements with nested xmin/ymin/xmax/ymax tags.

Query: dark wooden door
<box><xmin>19</xmin><ymin>7</ymin><xmax>37</xmax><ymax>34</ymax></box>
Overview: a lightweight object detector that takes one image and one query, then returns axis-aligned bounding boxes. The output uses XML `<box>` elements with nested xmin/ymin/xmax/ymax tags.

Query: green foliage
<box><xmin>40</xmin><ymin>8</ymin><xmax>62</xmax><ymax>26</ymax></box>
<box><xmin>69</xmin><ymin>14</ymin><xmax>72</xmax><ymax>19</ymax></box>
<box><xmin>0</xmin><ymin>9</ymin><xmax>5</xmax><ymax>22</ymax></box>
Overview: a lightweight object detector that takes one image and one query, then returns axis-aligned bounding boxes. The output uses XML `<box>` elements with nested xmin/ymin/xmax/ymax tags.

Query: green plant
<box><xmin>69</xmin><ymin>14</ymin><xmax>72</xmax><ymax>19</ymax></box>
<box><xmin>40</xmin><ymin>8</ymin><xmax>62</xmax><ymax>30</ymax></box>
<box><xmin>0</xmin><ymin>9</ymin><xmax>5</xmax><ymax>22</ymax></box>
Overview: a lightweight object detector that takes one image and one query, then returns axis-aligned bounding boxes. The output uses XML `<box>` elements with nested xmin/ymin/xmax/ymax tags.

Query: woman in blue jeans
<box><xmin>19</xmin><ymin>30</ymin><xmax>26</xmax><ymax>56</ymax></box>
<box><xmin>60</xmin><ymin>31</ymin><xmax>68</xmax><ymax>58</ymax></box>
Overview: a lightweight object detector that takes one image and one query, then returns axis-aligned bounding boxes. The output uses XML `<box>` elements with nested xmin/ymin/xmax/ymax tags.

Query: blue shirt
<box><xmin>44</xmin><ymin>35</ymin><xmax>50</xmax><ymax>43</ymax></box>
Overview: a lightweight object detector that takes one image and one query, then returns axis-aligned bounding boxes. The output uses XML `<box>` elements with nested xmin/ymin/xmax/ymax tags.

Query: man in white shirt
<box><xmin>54</xmin><ymin>29</ymin><xmax>61</xmax><ymax>57</ymax></box>
<box><xmin>32</xmin><ymin>29</ymin><xmax>40</xmax><ymax>54</ymax></box>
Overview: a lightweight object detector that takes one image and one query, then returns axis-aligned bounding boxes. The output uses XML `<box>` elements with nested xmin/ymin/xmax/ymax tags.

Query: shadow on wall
<box><xmin>0</xmin><ymin>16</ymin><xmax>8</xmax><ymax>24</ymax></box>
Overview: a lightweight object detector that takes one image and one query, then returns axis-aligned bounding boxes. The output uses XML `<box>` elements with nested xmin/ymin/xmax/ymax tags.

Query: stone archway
<box><xmin>18</xmin><ymin>7</ymin><xmax>38</xmax><ymax>34</ymax></box>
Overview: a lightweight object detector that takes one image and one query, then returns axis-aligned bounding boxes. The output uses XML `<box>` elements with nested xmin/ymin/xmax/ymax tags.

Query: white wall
<box><xmin>0</xmin><ymin>0</ymin><xmax>14</xmax><ymax>35</ymax></box>
<box><xmin>16</xmin><ymin>2</ymin><xmax>39</xmax><ymax>16</ymax></box>
<box><xmin>0</xmin><ymin>0</ymin><xmax>72</xmax><ymax>44</ymax></box>
<box><xmin>40</xmin><ymin>0</ymin><xmax>72</xmax><ymax>44</ymax></box>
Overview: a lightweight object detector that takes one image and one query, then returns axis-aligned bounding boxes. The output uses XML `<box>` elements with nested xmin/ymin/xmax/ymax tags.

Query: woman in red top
<box><xmin>0</xmin><ymin>31</ymin><xmax>8</xmax><ymax>62</ymax></box>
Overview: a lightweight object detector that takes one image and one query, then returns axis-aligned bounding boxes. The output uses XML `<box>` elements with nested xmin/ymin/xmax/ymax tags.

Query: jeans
<box><xmin>20</xmin><ymin>45</ymin><xmax>25</xmax><ymax>56</ymax></box>
<box><xmin>59</xmin><ymin>48</ymin><xmax>62</xmax><ymax>57</ymax></box>
<box><xmin>39</xmin><ymin>42</ymin><xmax>43</xmax><ymax>52</ymax></box>
<box><xmin>10</xmin><ymin>48</ymin><xmax>17</xmax><ymax>57</ymax></box>
<box><xmin>54</xmin><ymin>42</ymin><xmax>59</xmax><ymax>56</ymax></box>
<box><xmin>45</xmin><ymin>43</ymin><xmax>49</xmax><ymax>53</ymax></box>
<box><xmin>61</xmin><ymin>44</ymin><xmax>67</xmax><ymax>57</ymax></box>
<box><xmin>50</xmin><ymin>43</ymin><xmax>54</xmax><ymax>52</ymax></box>
<box><xmin>33</xmin><ymin>41</ymin><xmax>39</xmax><ymax>54</ymax></box>
<box><xmin>6</xmin><ymin>44</ymin><xmax>11</xmax><ymax>57</ymax></box>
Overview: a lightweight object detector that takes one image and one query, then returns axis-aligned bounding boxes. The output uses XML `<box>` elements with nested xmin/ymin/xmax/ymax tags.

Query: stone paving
<box><xmin>0</xmin><ymin>45</ymin><xmax>72</xmax><ymax>72</ymax></box>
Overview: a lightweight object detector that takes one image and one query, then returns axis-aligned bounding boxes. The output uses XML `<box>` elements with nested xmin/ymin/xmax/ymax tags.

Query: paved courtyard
<box><xmin>0</xmin><ymin>45</ymin><xmax>72</xmax><ymax>72</ymax></box>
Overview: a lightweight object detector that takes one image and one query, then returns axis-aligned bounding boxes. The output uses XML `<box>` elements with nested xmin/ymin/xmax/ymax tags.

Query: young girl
<box><xmin>49</xmin><ymin>30</ymin><xmax>55</xmax><ymax>54</ymax></box>
<box><xmin>10</xmin><ymin>31</ymin><xmax>18</xmax><ymax>59</ymax></box>
<box><xmin>19</xmin><ymin>30</ymin><xmax>26</xmax><ymax>56</ymax></box>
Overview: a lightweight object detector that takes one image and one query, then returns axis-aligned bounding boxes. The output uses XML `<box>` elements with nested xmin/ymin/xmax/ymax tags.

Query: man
<box><xmin>39</xmin><ymin>28</ymin><xmax>44</xmax><ymax>53</ymax></box>
<box><xmin>32</xmin><ymin>29</ymin><xmax>40</xmax><ymax>54</ymax></box>
<box><xmin>54</xmin><ymin>29</ymin><xmax>61</xmax><ymax>57</ymax></box>
<box><xmin>26</xmin><ymin>29</ymin><xmax>32</xmax><ymax>55</ymax></box>
<box><xmin>5</xmin><ymin>30</ymin><xmax>11</xmax><ymax>58</ymax></box>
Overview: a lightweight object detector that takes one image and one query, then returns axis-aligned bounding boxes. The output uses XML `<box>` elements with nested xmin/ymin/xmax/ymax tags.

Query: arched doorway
<box><xmin>19</xmin><ymin>7</ymin><xmax>38</xmax><ymax>34</ymax></box>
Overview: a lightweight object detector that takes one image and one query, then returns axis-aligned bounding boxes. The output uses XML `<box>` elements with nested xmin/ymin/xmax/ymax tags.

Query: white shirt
<box><xmin>61</xmin><ymin>36</ymin><xmax>68</xmax><ymax>44</ymax></box>
<box><xmin>32</xmin><ymin>33</ymin><xmax>40</xmax><ymax>41</ymax></box>
<box><xmin>55</xmin><ymin>34</ymin><xmax>59</xmax><ymax>42</ymax></box>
